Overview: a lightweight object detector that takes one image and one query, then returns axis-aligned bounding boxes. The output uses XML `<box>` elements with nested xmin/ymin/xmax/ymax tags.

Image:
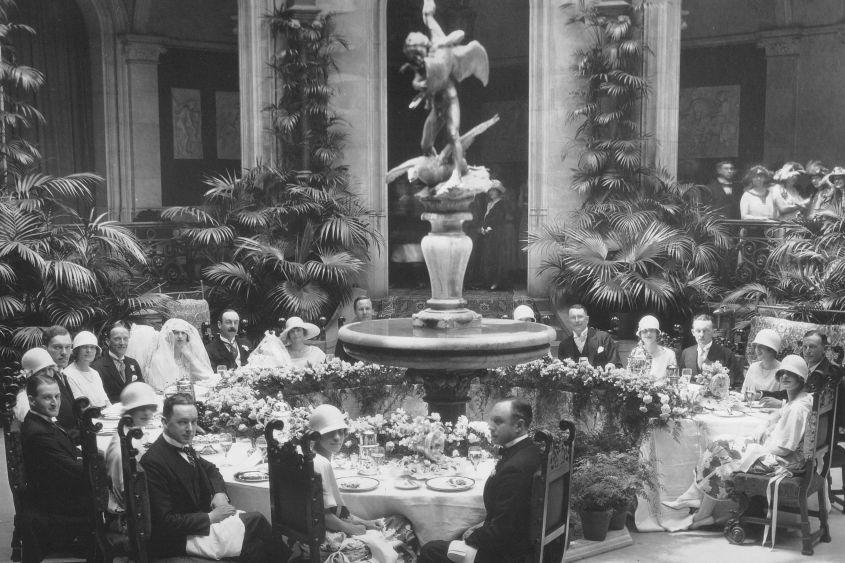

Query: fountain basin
<box><xmin>338</xmin><ymin>318</ymin><xmax>555</xmax><ymax>370</ymax></box>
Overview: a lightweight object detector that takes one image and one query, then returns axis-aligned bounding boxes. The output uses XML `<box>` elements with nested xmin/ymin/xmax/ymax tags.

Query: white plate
<box><xmin>394</xmin><ymin>479</ymin><xmax>421</xmax><ymax>490</ymax></box>
<box><xmin>426</xmin><ymin>476</ymin><xmax>475</xmax><ymax>492</ymax></box>
<box><xmin>234</xmin><ymin>470</ymin><xmax>269</xmax><ymax>483</ymax></box>
<box><xmin>338</xmin><ymin>476</ymin><xmax>379</xmax><ymax>493</ymax></box>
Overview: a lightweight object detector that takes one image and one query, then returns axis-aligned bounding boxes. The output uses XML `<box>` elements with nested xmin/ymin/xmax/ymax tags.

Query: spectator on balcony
<box><xmin>739</xmin><ymin>165</ymin><xmax>776</xmax><ymax>221</ymax></box>
<box><xmin>806</xmin><ymin>160</ymin><xmax>829</xmax><ymax>192</ymax></box>
<box><xmin>705</xmin><ymin>160</ymin><xmax>739</xmax><ymax>218</ymax></box>
<box><xmin>771</xmin><ymin>162</ymin><xmax>812</xmax><ymax>220</ymax></box>
<box><xmin>810</xmin><ymin>166</ymin><xmax>845</xmax><ymax>219</ymax></box>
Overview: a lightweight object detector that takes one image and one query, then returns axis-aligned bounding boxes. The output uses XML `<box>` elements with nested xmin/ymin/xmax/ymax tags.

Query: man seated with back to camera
<box><xmin>140</xmin><ymin>393</ymin><xmax>287</xmax><ymax>562</ymax></box>
<box><xmin>19</xmin><ymin>372</ymin><xmax>90</xmax><ymax>562</ymax></box>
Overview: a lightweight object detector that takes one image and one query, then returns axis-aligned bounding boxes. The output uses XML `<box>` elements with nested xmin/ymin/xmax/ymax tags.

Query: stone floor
<box><xmin>1</xmin><ymin>434</ymin><xmax>843</xmax><ymax>562</ymax></box>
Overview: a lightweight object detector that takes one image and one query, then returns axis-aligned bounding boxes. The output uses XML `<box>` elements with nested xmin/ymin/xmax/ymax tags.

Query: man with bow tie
<box><xmin>141</xmin><ymin>394</ymin><xmax>285</xmax><ymax>561</ymax></box>
<box><xmin>92</xmin><ymin>322</ymin><xmax>144</xmax><ymax>403</ymax></box>
<box><xmin>19</xmin><ymin>373</ymin><xmax>90</xmax><ymax>561</ymax></box>
<box><xmin>419</xmin><ymin>398</ymin><xmax>541</xmax><ymax>563</ymax></box>
<box><xmin>205</xmin><ymin>309</ymin><xmax>251</xmax><ymax>370</ymax></box>
<box><xmin>705</xmin><ymin>160</ymin><xmax>739</xmax><ymax>218</ymax></box>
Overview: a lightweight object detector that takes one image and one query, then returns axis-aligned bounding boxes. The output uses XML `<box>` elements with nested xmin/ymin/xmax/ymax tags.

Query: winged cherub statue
<box><xmin>399</xmin><ymin>0</ymin><xmax>490</xmax><ymax>196</ymax></box>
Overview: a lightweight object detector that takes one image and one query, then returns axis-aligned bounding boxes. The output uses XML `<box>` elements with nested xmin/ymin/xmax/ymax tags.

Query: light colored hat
<box><xmin>773</xmin><ymin>163</ymin><xmax>803</xmax><ymax>182</ymax></box>
<box><xmin>120</xmin><ymin>382</ymin><xmax>158</xmax><ymax>413</ymax></box>
<box><xmin>21</xmin><ymin>348</ymin><xmax>56</xmax><ymax>374</ymax></box>
<box><xmin>513</xmin><ymin>305</ymin><xmax>535</xmax><ymax>322</ymax></box>
<box><xmin>822</xmin><ymin>166</ymin><xmax>845</xmax><ymax>185</ymax></box>
<box><xmin>72</xmin><ymin>330</ymin><xmax>101</xmax><ymax>354</ymax></box>
<box><xmin>281</xmin><ymin>316</ymin><xmax>320</xmax><ymax>343</ymax></box>
<box><xmin>751</xmin><ymin>328</ymin><xmax>782</xmax><ymax>353</ymax></box>
<box><xmin>488</xmin><ymin>180</ymin><xmax>505</xmax><ymax>194</ymax></box>
<box><xmin>308</xmin><ymin>404</ymin><xmax>347</xmax><ymax>435</ymax></box>
<box><xmin>777</xmin><ymin>354</ymin><xmax>809</xmax><ymax>382</ymax></box>
<box><xmin>637</xmin><ymin>315</ymin><xmax>660</xmax><ymax>334</ymax></box>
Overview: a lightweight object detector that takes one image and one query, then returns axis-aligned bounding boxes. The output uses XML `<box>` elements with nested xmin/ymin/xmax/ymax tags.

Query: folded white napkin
<box><xmin>447</xmin><ymin>540</ymin><xmax>477</xmax><ymax>563</ymax></box>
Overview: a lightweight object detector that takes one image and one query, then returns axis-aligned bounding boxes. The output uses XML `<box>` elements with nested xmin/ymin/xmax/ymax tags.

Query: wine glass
<box><xmin>371</xmin><ymin>446</ymin><xmax>385</xmax><ymax>474</ymax></box>
<box><xmin>219</xmin><ymin>433</ymin><xmax>234</xmax><ymax>466</ymax></box>
<box><xmin>255</xmin><ymin>436</ymin><xmax>268</xmax><ymax>462</ymax></box>
<box><xmin>680</xmin><ymin>368</ymin><xmax>693</xmax><ymax>385</ymax></box>
<box><xmin>467</xmin><ymin>446</ymin><xmax>483</xmax><ymax>475</ymax></box>
<box><xmin>216</xmin><ymin>365</ymin><xmax>227</xmax><ymax>376</ymax></box>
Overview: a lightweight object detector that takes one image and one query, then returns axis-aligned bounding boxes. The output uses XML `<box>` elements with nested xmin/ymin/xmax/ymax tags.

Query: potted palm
<box><xmin>571</xmin><ymin>477</ymin><xmax>628</xmax><ymax>541</ymax></box>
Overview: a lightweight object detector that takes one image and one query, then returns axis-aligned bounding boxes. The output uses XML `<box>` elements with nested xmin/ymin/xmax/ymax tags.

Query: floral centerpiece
<box><xmin>693</xmin><ymin>361</ymin><xmax>731</xmax><ymax>399</ymax></box>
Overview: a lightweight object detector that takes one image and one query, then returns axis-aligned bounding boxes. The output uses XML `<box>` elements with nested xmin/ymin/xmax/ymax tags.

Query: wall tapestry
<box><xmin>678</xmin><ymin>85</ymin><xmax>740</xmax><ymax>159</ymax></box>
<box><xmin>172</xmin><ymin>88</ymin><xmax>203</xmax><ymax>159</ymax></box>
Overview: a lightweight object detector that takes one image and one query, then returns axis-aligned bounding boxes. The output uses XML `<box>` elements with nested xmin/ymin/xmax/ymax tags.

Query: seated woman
<box><xmin>308</xmin><ymin>404</ymin><xmax>415</xmax><ymax>562</ymax></box>
<box><xmin>663</xmin><ymin>355</ymin><xmax>812</xmax><ymax>510</ymax></box>
<box><xmin>282</xmin><ymin>317</ymin><xmax>326</xmax><ymax>369</ymax></box>
<box><xmin>246</xmin><ymin>331</ymin><xmax>293</xmax><ymax>369</ymax></box>
<box><xmin>741</xmin><ymin>329</ymin><xmax>782</xmax><ymax>395</ymax></box>
<box><xmin>140</xmin><ymin>318</ymin><xmax>214</xmax><ymax>392</ymax></box>
<box><xmin>14</xmin><ymin>348</ymin><xmax>62</xmax><ymax>422</ymax></box>
<box><xmin>65</xmin><ymin>331</ymin><xmax>110</xmax><ymax>408</ymax></box>
<box><xmin>105</xmin><ymin>382</ymin><xmax>159</xmax><ymax>514</ymax></box>
<box><xmin>628</xmin><ymin>315</ymin><xmax>676</xmax><ymax>384</ymax></box>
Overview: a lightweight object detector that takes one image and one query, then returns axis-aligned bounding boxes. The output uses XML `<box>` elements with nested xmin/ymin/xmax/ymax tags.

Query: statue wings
<box><xmin>451</xmin><ymin>40</ymin><xmax>489</xmax><ymax>86</ymax></box>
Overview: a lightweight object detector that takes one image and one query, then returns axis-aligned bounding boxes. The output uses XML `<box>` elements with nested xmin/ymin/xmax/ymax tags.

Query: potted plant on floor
<box><xmin>571</xmin><ymin>476</ymin><xmax>628</xmax><ymax>541</ymax></box>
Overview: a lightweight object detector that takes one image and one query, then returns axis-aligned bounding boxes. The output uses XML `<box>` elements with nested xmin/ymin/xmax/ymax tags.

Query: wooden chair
<box><xmin>265</xmin><ymin>420</ymin><xmax>325</xmax><ymax>563</ymax></box>
<box><xmin>725</xmin><ymin>373</ymin><xmax>840</xmax><ymax>555</ymax></box>
<box><xmin>828</xmin><ymin>429</ymin><xmax>845</xmax><ymax>512</ymax></box>
<box><xmin>1</xmin><ymin>366</ymin><xmax>24</xmax><ymax>562</ymax></box>
<box><xmin>118</xmin><ymin>414</ymin><xmax>152</xmax><ymax>563</ymax></box>
<box><xmin>528</xmin><ymin>420</ymin><xmax>576</xmax><ymax>563</ymax></box>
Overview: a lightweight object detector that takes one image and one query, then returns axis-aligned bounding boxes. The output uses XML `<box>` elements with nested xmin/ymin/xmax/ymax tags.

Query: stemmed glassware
<box><xmin>467</xmin><ymin>446</ymin><xmax>483</xmax><ymax>475</ymax></box>
<box><xmin>218</xmin><ymin>433</ymin><xmax>233</xmax><ymax>466</ymax></box>
<box><xmin>255</xmin><ymin>435</ymin><xmax>268</xmax><ymax>462</ymax></box>
<box><xmin>371</xmin><ymin>446</ymin><xmax>385</xmax><ymax>475</ymax></box>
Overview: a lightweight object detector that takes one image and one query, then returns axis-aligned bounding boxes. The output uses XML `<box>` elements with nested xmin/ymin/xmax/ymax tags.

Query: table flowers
<box><xmin>693</xmin><ymin>361</ymin><xmax>732</xmax><ymax>399</ymax></box>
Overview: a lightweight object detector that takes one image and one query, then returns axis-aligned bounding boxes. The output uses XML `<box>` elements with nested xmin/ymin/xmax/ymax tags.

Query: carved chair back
<box><xmin>1</xmin><ymin>366</ymin><xmax>25</xmax><ymax>561</ymax></box>
<box><xmin>800</xmin><ymin>373</ymin><xmax>839</xmax><ymax>482</ymax></box>
<box><xmin>265</xmin><ymin>420</ymin><xmax>325</xmax><ymax>563</ymax></box>
<box><xmin>529</xmin><ymin>419</ymin><xmax>576</xmax><ymax>563</ymax></box>
<box><xmin>74</xmin><ymin>397</ymin><xmax>111</xmax><ymax>561</ymax></box>
<box><xmin>118</xmin><ymin>414</ymin><xmax>152</xmax><ymax>563</ymax></box>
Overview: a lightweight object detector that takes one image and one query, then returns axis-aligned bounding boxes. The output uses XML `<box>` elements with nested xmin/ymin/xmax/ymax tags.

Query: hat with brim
<box><xmin>72</xmin><ymin>330</ymin><xmax>101</xmax><ymax>354</ymax></box>
<box><xmin>308</xmin><ymin>404</ymin><xmax>348</xmax><ymax>435</ymax></box>
<box><xmin>21</xmin><ymin>348</ymin><xmax>57</xmax><ymax>374</ymax></box>
<box><xmin>751</xmin><ymin>328</ymin><xmax>782</xmax><ymax>353</ymax></box>
<box><xmin>822</xmin><ymin>166</ymin><xmax>845</xmax><ymax>185</ymax></box>
<box><xmin>281</xmin><ymin>316</ymin><xmax>320</xmax><ymax>344</ymax></box>
<box><xmin>488</xmin><ymin>180</ymin><xmax>505</xmax><ymax>194</ymax></box>
<box><xmin>776</xmin><ymin>354</ymin><xmax>808</xmax><ymax>382</ymax></box>
<box><xmin>513</xmin><ymin>305</ymin><xmax>535</xmax><ymax>321</ymax></box>
<box><xmin>637</xmin><ymin>315</ymin><xmax>661</xmax><ymax>334</ymax></box>
<box><xmin>120</xmin><ymin>382</ymin><xmax>159</xmax><ymax>413</ymax></box>
<box><xmin>743</xmin><ymin>165</ymin><xmax>773</xmax><ymax>183</ymax></box>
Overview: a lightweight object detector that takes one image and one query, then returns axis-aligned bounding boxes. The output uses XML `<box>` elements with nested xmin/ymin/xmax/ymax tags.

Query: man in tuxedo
<box><xmin>19</xmin><ymin>373</ymin><xmax>89</xmax><ymax>562</ymax></box>
<box><xmin>334</xmin><ymin>296</ymin><xmax>373</xmax><ymax>362</ymax></box>
<box><xmin>677</xmin><ymin>314</ymin><xmax>740</xmax><ymax>387</ymax></box>
<box><xmin>705</xmin><ymin>160</ymin><xmax>739</xmax><ymax>218</ymax></box>
<box><xmin>419</xmin><ymin>398</ymin><xmax>541</xmax><ymax>563</ymax></box>
<box><xmin>205</xmin><ymin>309</ymin><xmax>251</xmax><ymax>370</ymax></box>
<box><xmin>92</xmin><ymin>323</ymin><xmax>143</xmax><ymax>403</ymax></box>
<box><xmin>141</xmin><ymin>394</ymin><xmax>285</xmax><ymax>561</ymax></box>
<box><xmin>557</xmin><ymin>304</ymin><xmax>621</xmax><ymax>367</ymax></box>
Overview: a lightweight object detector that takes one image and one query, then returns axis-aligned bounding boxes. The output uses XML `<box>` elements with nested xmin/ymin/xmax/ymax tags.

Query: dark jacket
<box><xmin>678</xmin><ymin>341</ymin><xmax>741</xmax><ymax>387</ymax></box>
<box><xmin>20</xmin><ymin>411</ymin><xmax>86</xmax><ymax>516</ymax></box>
<box><xmin>465</xmin><ymin>437</ymin><xmax>541</xmax><ymax>562</ymax></box>
<box><xmin>704</xmin><ymin>180</ymin><xmax>739</xmax><ymax>219</ymax></box>
<box><xmin>205</xmin><ymin>336</ymin><xmax>251</xmax><ymax>371</ymax></box>
<box><xmin>141</xmin><ymin>435</ymin><xmax>228</xmax><ymax>557</ymax></box>
<box><xmin>91</xmin><ymin>352</ymin><xmax>143</xmax><ymax>403</ymax></box>
<box><xmin>558</xmin><ymin>327</ymin><xmax>621</xmax><ymax>367</ymax></box>
<box><xmin>54</xmin><ymin>371</ymin><xmax>79</xmax><ymax>437</ymax></box>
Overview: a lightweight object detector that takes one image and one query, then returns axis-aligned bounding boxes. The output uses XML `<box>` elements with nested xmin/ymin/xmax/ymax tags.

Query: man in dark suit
<box><xmin>677</xmin><ymin>314</ymin><xmax>741</xmax><ymax>387</ymax></box>
<box><xmin>205</xmin><ymin>309</ymin><xmax>251</xmax><ymax>370</ymax></box>
<box><xmin>19</xmin><ymin>373</ymin><xmax>89</xmax><ymax>562</ymax></box>
<box><xmin>92</xmin><ymin>323</ymin><xmax>143</xmax><ymax>403</ymax></box>
<box><xmin>30</xmin><ymin>326</ymin><xmax>77</xmax><ymax>433</ymax></box>
<box><xmin>704</xmin><ymin>160</ymin><xmax>739</xmax><ymax>218</ymax></box>
<box><xmin>141</xmin><ymin>394</ymin><xmax>284</xmax><ymax>561</ymax></box>
<box><xmin>557</xmin><ymin>304</ymin><xmax>621</xmax><ymax>367</ymax></box>
<box><xmin>334</xmin><ymin>296</ymin><xmax>373</xmax><ymax>363</ymax></box>
<box><xmin>419</xmin><ymin>398</ymin><xmax>542</xmax><ymax>563</ymax></box>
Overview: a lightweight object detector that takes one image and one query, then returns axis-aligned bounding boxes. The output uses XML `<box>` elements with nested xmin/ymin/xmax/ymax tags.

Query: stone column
<box><xmin>758</xmin><ymin>34</ymin><xmax>801</xmax><ymax>166</ymax></box>
<box><xmin>119</xmin><ymin>36</ymin><xmax>166</xmax><ymax>218</ymax></box>
<box><xmin>237</xmin><ymin>0</ymin><xmax>281</xmax><ymax>167</ymax></box>
<box><xmin>641</xmin><ymin>0</ymin><xmax>681</xmax><ymax>176</ymax></box>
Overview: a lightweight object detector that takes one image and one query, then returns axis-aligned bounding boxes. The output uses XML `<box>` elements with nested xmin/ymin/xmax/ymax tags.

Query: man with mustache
<box><xmin>205</xmin><ymin>309</ymin><xmax>251</xmax><ymax>370</ymax></box>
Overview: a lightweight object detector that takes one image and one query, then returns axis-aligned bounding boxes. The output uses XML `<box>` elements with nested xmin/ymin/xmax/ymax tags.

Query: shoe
<box><xmin>661</xmin><ymin>482</ymin><xmax>702</xmax><ymax>510</ymax></box>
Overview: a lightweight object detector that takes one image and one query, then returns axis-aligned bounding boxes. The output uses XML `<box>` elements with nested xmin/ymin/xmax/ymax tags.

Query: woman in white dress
<box><xmin>245</xmin><ymin>331</ymin><xmax>293</xmax><ymax>368</ymax></box>
<box><xmin>629</xmin><ymin>315</ymin><xmax>677</xmax><ymax>384</ymax></box>
<box><xmin>132</xmin><ymin>319</ymin><xmax>214</xmax><ymax>392</ymax></box>
<box><xmin>771</xmin><ymin>162</ymin><xmax>811</xmax><ymax>220</ymax></box>
<box><xmin>741</xmin><ymin>328</ymin><xmax>782</xmax><ymax>395</ymax></box>
<box><xmin>282</xmin><ymin>317</ymin><xmax>326</xmax><ymax>369</ymax></box>
<box><xmin>65</xmin><ymin>330</ymin><xmax>111</xmax><ymax>408</ymax></box>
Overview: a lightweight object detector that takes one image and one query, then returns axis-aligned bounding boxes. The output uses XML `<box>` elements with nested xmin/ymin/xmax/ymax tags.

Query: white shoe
<box><xmin>661</xmin><ymin>482</ymin><xmax>703</xmax><ymax>510</ymax></box>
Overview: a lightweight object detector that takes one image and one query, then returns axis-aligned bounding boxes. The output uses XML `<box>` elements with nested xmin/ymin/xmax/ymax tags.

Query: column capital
<box><xmin>286</xmin><ymin>0</ymin><xmax>321</xmax><ymax>22</ymax></box>
<box><xmin>757</xmin><ymin>34</ymin><xmax>801</xmax><ymax>57</ymax></box>
<box><xmin>121</xmin><ymin>35</ymin><xmax>167</xmax><ymax>63</ymax></box>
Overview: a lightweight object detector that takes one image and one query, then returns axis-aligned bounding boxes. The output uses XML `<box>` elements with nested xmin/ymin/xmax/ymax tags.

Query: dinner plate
<box><xmin>234</xmin><ymin>470</ymin><xmax>269</xmax><ymax>483</ymax></box>
<box><xmin>426</xmin><ymin>476</ymin><xmax>475</xmax><ymax>492</ymax></box>
<box><xmin>394</xmin><ymin>478</ymin><xmax>421</xmax><ymax>490</ymax></box>
<box><xmin>338</xmin><ymin>476</ymin><xmax>379</xmax><ymax>493</ymax></box>
<box><xmin>100</xmin><ymin>414</ymin><xmax>122</xmax><ymax>421</ymax></box>
<box><xmin>713</xmin><ymin>410</ymin><xmax>744</xmax><ymax>418</ymax></box>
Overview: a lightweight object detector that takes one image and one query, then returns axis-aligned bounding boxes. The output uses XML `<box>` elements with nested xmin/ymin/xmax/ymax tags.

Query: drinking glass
<box><xmin>371</xmin><ymin>446</ymin><xmax>385</xmax><ymax>474</ymax></box>
<box><xmin>219</xmin><ymin>433</ymin><xmax>233</xmax><ymax>466</ymax></box>
<box><xmin>468</xmin><ymin>446</ymin><xmax>483</xmax><ymax>474</ymax></box>
<box><xmin>680</xmin><ymin>368</ymin><xmax>693</xmax><ymax>385</ymax></box>
<box><xmin>255</xmin><ymin>436</ymin><xmax>268</xmax><ymax>462</ymax></box>
<box><xmin>216</xmin><ymin>365</ymin><xmax>227</xmax><ymax>377</ymax></box>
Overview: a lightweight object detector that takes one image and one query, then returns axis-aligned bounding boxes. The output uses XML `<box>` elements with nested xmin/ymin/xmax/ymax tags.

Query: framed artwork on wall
<box><xmin>172</xmin><ymin>88</ymin><xmax>203</xmax><ymax>159</ymax></box>
<box><xmin>678</xmin><ymin>85</ymin><xmax>740</xmax><ymax>159</ymax></box>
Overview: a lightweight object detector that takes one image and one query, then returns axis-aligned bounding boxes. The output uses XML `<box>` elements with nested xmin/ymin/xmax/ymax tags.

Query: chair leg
<box><xmin>818</xmin><ymin>486</ymin><xmax>831</xmax><ymax>543</ymax></box>
<box><xmin>724</xmin><ymin>492</ymin><xmax>750</xmax><ymax>545</ymax></box>
<box><xmin>10</xmin><ymin>517</ymin><xmax>21</xmax><ymax>562</ymax></box>
<box><xmin>798</xmin><ymin>493</ymin><xmax>814</xmax><ymax>556</ymax></box>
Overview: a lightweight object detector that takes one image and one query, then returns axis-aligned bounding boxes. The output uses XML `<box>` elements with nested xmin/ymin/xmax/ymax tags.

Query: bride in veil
<box><xmin>127</xmin><ymin>318</ymin><xmax>214</xmax><ymax>392</ymax></box>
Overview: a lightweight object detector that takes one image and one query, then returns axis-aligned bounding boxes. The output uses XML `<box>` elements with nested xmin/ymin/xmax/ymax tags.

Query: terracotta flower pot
<box><xmin>578</xmin><ymin>508</ymin><xmax>613</xmax><ymax>541</ymax></box>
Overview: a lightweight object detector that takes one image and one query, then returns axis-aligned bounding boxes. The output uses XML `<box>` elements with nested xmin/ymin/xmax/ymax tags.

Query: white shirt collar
<box><xmin>220</xmin><ymin>334</ymin><xmax>236</xmax><ymax>345</ymax></box>
<box><xmin>503</xmin><ymin>433</ymin><xmax>529</xmax><ymax>449</ymax></box>
<box><xmin>31</xmin><ymin>410</ymin><xmax>56</xmax><ymax>424</ymax></box>
<box><xmin>574</xmin><ymin>327</ymin><xmax>588</xmax><ymax>340</ymax></box>
<box><xmin>162</xmin><ymin>432</ymin><xmax>189</xmax><ymax>449</ymax></box>
<box><xmin>808</xmin><ymin>361</ymin><xmax>821</xmax><ymax>373</ymax></box>
<box><xmin>109</xmin><ymin>350</ymin><xmax>125</xmax><ymax>362</ymax></box>
<box><xmin>698</xmin><ymin>341</ymin><xmax>713</xmax><ymax>354</ymax></box>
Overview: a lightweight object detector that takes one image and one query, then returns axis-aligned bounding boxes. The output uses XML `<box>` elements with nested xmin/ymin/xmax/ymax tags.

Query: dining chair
<box><xmin>725</xmin><ymin>372</ymin><xmax>839</xmax><ymax>555</ymax></box>
<box><xmin>265</xmin><ymin>419</ymin><xmax>325</xmax><ymax>562</ymax></box>
<box><xmin>1</xmin><ymin>366</ymin><xmax>25</xmax><ymax>562</ymax></box>
<box><xmin>528</xmin><ymin>419</ymin><xmax>577</xmax><ymax>563</ymax></box>
<box><xmin>827</xmin><ymin>425</ymin><xmax>845</xmax><ymax>512</ymax></box>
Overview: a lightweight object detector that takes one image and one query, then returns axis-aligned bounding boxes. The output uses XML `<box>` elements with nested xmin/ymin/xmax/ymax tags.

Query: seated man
<box><xmin>419</xmin><ymin>398</ymin><xmax>541</xmax><ymax>563</ymax></box>
<box><xmin>15</xmin><ymin>327</ymin><xmax>77</xmax><ymax>433</ymax></box>
<box><xmin>677</xmin><ymin>314</ymin><xmax>740</xmax><ymax>386</ymax></box>
<box><xmin>19</xmin><ymin>373</ymin><xmax>90</xmax><ymax>562</ymax></box>
<box><xmin>140</xmin><ymin>393</ymin><xmax>286</xmax><ymax>562</ymax></box>
<box><xmin>92</xmin><ymin>322</ymin><xmax>144</xmax><ymax>403</ymax></box>
<box><xmin>557</xmin><ymin>304</ymin><xmax>621</xmax><ymax>367</ymax></box>
<box><xmin>334</xmin><ymin>296</ymin><xmax>373</xmax><ymax>363</ymax></box>
<box><xmin>206</xmin><ymin>309</ymin><xmax>251</xmax><ymax>370</ymax></box>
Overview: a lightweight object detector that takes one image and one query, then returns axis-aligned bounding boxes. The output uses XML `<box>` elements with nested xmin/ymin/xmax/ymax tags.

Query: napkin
<box><xmin>446</xmin><ymin>540</ymin><xmax>477</xmax><ymax>563</ymax></box>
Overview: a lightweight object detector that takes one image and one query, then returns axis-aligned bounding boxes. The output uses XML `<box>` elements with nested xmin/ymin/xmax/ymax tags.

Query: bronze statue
<box><xmin>397</xmin><ymin>0</ymin><xmax>490</xmax><ymax>195</ymax></box>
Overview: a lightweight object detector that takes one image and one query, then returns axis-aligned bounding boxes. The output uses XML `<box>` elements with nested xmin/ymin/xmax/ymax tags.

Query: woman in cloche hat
<box><xmin>741</xmin><ymin>328</ymin><xmax>783</xmax><ymax>395</ymax></box>
<box><xmin>630</xmin><ymin>315</ymin><xmax>677</xmax><ymax>384</ymax></box>
<box><xmin>282</xmin><ymin>316</ymin><xmax>326</xmax><ymax>369</ymax></box>
<box><xmin>65</xmin><ymin>330</ymin><xmax>111</xmax><ymax>408</ymax></box>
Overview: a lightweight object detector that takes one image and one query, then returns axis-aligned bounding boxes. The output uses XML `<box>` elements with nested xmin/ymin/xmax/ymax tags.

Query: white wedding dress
<box><xmin>127</xmin><ymin>319</ymin><xmax>214</xmax><ymax>392</ymax></box>
<box><xmin>246</xmin><ymin>331</ymin><xmax>293</xmax><ymax>368</ymax></box>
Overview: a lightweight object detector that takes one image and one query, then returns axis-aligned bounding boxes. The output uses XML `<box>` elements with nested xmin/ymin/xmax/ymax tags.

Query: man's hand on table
<box><xmin>759</xmin><ymin>397</ymin><xmax>782</xmax><ymax>408</ymax></box>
